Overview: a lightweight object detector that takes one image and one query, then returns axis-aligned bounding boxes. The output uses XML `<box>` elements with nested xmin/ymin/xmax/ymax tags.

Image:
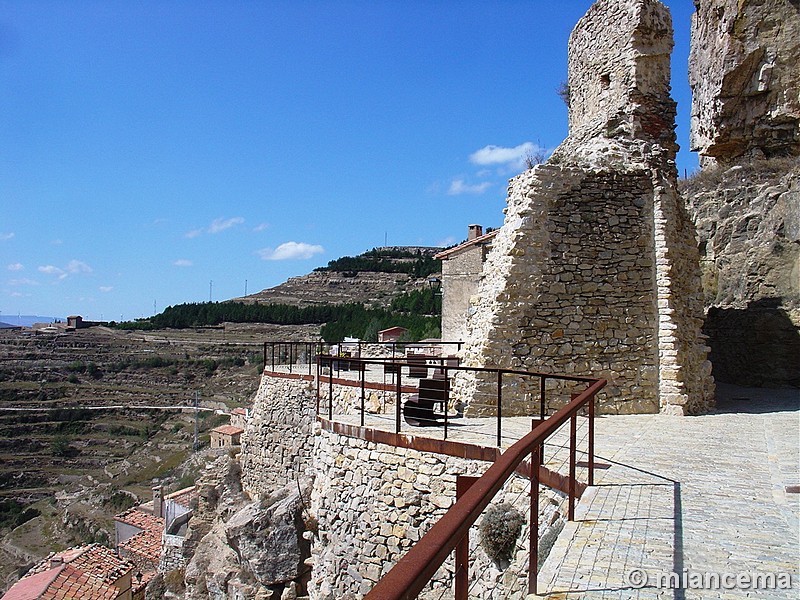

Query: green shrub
<box><xmin>479</xmin><ymin>502</ymin><xmax>525</xmax><ymax>564</ymax></box>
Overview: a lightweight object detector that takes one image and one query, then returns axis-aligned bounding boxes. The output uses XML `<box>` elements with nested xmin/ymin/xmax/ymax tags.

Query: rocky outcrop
<box><xmin>686</xmin><ymin>0</ymin><xmax>800</xmax><ymax>387</ymax></box>
<box><xmin>177</xmin><ymin>455</ymin><xmax>313</xmax><ymax>600</ymax></box>
<box><xmin>683</xmin><ymin>158</ymin><xmax>800</xmax><ymax>386</ymax></box>
<box><xmin>689</xmin><ymin>0</ymin><xmax>800</xmax><ymax>167</ymax></box>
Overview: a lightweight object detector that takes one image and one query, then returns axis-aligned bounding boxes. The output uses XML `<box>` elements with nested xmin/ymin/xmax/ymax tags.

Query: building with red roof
<box><xmin>1</xmin><ymin>544</ymin><xmax>134</xmax><ymax>600</ymax></box>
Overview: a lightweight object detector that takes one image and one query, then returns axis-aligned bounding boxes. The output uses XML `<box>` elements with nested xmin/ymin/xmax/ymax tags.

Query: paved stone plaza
<box><xmin>536</xmin><ymin>384</ymin><xmax>799</xmax><ymax>599</ymax></box>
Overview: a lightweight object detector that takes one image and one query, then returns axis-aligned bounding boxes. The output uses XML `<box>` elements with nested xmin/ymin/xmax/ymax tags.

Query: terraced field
<box><xmin>0</xmin><ymin>322</ymin><xmax>318</xmax><ymax>591</ymax></box>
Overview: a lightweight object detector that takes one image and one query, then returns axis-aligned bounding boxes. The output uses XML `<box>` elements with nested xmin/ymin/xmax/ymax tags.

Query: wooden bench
<box><xmin>406</xmin><ymin>353</ymin><xmax>429</xmax><ymax>378</ymax></box>
<box><xmin>403</xmin><ymin>378</ymin><xmax>448</xmax><ymax>426</ymax></box>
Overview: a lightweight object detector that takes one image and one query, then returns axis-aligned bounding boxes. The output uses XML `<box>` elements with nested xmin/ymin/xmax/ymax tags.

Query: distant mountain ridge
<box><xmin>0</xmin><ymin>315</ymin><xmax>59</xmax><ymax>328</ymax></box>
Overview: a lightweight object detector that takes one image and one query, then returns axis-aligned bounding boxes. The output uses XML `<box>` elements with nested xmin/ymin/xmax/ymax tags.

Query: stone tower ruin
<box><xmin>455</xmin><ymin>0</ymin><xmax>715</xmax><ymax>416</ymax></box>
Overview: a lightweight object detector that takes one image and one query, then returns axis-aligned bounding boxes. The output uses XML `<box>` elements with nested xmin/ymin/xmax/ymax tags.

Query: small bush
<box><xmin>479</xmin><ymin>502</ymin><xmax>525</xmax><ymax>564</ymax></box>
<box><xmin>66</xmin><ymin>361</ymin><xmax>86</xmax><ymax>373</ymax></box>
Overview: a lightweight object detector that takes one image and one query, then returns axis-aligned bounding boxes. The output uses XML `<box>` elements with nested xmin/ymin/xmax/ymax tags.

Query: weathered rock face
<box><xmin>179</xmin><ymin>454</ymin><xmax>313</xmax><ymax>600</ymax></box>
<box><xmin>689</xmin><ymin>0</ymin><xmax>800</xmax><ymax>167</ymax></box>
<box><xmin>456</xmin><ymin>0</ymin><xmax>714</xmax><ymax>415</ymax></box>
<box><xmin>684</xmin><ymin>158</ymin><xmax>800</xmax><ymax>386</ymax></box>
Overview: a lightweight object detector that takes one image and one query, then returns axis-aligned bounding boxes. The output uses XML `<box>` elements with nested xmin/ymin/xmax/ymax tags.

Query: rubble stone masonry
<box><xmin>456</xmin><ymin>0</ymin><xmax>714</xmax><ymax>416</ymax></box>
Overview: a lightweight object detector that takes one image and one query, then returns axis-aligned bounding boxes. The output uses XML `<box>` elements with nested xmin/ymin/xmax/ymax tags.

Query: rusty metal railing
<box><xmin>263</xmin><ymin>340</ymin><xmax>464</xmax><ymax>376</ymax></box>
<box><xmin>314</xmin><ymin>354</ymin><xmax>598</xmax><ymax>447</ymax></box>
<box><xmin>363</xmin><ymin>378</ymin><xmax>606</xmax><ymax>600</ymax></box>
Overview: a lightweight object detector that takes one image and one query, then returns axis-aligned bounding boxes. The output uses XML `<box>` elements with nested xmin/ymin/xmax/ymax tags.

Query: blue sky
<box><xmin>1</xmin><ymin>0</ymin><xmax>698</xmax><ymax>322</ymax></box>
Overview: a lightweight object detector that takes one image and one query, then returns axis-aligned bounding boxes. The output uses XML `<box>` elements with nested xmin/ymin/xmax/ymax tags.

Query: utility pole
<box><xmin>193</xmin><ymin>391</ymin><xmax>199</xmax><ymax>452</ymax></box>
<box><xmin>244</xmin><ymin>279</ymin><xmax>248</xmax><ymax>297</ymax></box>
<box><xmin>209</xmin><ymin>280</ymin><xmax>213</xmax><ymax>303</ymax></box>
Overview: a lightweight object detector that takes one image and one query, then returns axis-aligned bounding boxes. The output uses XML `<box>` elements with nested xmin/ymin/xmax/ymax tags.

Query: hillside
<box><xmin>0</xmin><ymin>323</ymin><xmax>318</xmax><ymax>592</ymax></box>
<box><xmin>236</xmin><ymin>246</ymin><xmax>442</xmax><ymax>309</ymax></box>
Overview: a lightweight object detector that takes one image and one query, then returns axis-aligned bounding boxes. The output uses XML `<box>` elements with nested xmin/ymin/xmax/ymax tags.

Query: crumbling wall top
<box><xmin>566</xmin><ymin>0</ymin><xmax>676</xmax><ymax>152</ymax></box>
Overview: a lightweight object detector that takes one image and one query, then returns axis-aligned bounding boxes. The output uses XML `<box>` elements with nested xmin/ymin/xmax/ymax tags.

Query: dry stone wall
<box><xmin>689</xmin><ymin>0</ymin><xmax>800</xmax><ymax>167</ymax></box>
<box><xmin>456</xmin><ymin>0</ymin><xmax>714</xmax><ymax>415</ymax></box>
<box><xmin>240</xmin><ymin>374</ymin><xmax>317</xmax><ymax>498</ymax></box>
<box><xmin>308</xmin><ymin>427</ymin><xmax>567</xmax><ymax>600</ymax></box>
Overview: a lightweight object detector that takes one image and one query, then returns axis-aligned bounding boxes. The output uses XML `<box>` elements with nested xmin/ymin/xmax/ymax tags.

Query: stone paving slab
<box><xmin>535</xmin><ymin>384</ymin><xmax>799</xmax><ymax>599</ymax></box>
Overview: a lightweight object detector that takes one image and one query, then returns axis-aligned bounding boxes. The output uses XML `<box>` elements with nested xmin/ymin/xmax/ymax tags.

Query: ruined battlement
<box><xmin>458</xmin><ymin>0</ymin><xmax>714</xmax><ymax>416</ymax></box>
<box><xmin>567</xmin><ymin>0</ymin><xmax>676</xmax><ymax>151</ymax></box>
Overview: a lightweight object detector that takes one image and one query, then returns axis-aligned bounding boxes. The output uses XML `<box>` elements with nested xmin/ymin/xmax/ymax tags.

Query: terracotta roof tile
<box><xmin>433</xmin><ymin>229</ymin><xmax>498</xmax><ymax>260</ymax></box>
<box><xmin>2</xmin><ymin>545</ymin><xmax>132</xmax><ymax>600</ymax></box>
<box><xmin>118</xmin><ymin>526</ymin><xmax>161</xmax><ymax>563</ymax></box>
<box><xmin>69</xmin><ymin>545</ymin><xmax>131</xmax><ymax>583</ymax></box>
<box><xmin>1</xmin><ymin>565</ymin><xmax>63</xmax><ymax>600</ymax></box>
<box><xmin>211</xmin><ymin>425</ymin><xmax>244</xmax><ymax>436</ymax></box>
<box><xmin>165</xmin><ymin>485</ymin><xmax>197</xmax><ymax>508</ymax></box>
<box><xmin>39</xmin><ymin>564</ymin><xmax>119</xmax><ymax>600</ymax></box>
<box><xmin>114</xmin><ymin>507</ymin><xmax>163</xmax><ymax>531</ymax></box>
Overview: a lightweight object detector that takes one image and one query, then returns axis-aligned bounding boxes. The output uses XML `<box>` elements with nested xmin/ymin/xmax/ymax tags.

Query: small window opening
<box><xmin>600</xmin><ymin>73</ymin><xmax>611</xmax><ymax>89</ymax></box>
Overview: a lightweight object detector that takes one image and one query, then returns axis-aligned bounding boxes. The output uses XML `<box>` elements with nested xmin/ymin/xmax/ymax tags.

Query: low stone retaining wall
<box><xmin>308</xmin><ymin>427</ymin><xmax>567</xmax><ymax>599</ymax></box>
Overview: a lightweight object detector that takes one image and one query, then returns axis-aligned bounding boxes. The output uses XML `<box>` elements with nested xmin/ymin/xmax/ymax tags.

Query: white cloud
<box><xmin>257</xmin><ymin>242</ymin><xmax>324</xmax><ymax>261</ymax></box>
<box><xmin>51</xmin><ymin>239</ymin><xmax>63</xmax><ymax>245</ymax></box>
<box><xmin>447</xmin><ymin>179</ymin><xmax>492</xmax><ymax>195</ymax></box>
<box><xmin>186</xmin><ymin>217</ymin><xmax>245</xmax><ymax>238</ymax></box>
<box><xmin>469</xmin><ymin>142</ymin><xmax>537</xmax><ymax>166</ymax></box>
<box><xmin>209</xmin><ymin>217</ymin><xmax>245</xmax><ymax>234</ymax></box>
<box><xmin>99</xmin><ymin>286</ymin><xmax>113</xmax><ymax>293</ymax></box>
<box><xmin>0</xmin><ymin>232</ymin><xmax>14</xmax><ymax>241</ymax></box>
<box><xmin>253</xmin><ymin>222</ymin><xmax>270</xmax><ymax>232</ymax></box>
<box><xmin>38</xmin><ymin>265</ymin><xmax>66</xmax><ymax>278</ymax></box>
<box><xmin>173</xmin><ymin>259</ymin><xmax>193</xmax><ymax>267</ymax></box>
<box><xmin>10</xmin><ymin>277</ymin><xmax>38</xmax><ymax>286</ymax></box>
<box><xmin>437</xmin><ymin>236</ymin><xmax>457</xmax><ymax>247</ymax></box>
<box><xmin>66</xmin><ymin>259</ymin><xmax>92</xmax><ymax>275</ymax></box>
<box><xmin>37</xmin><ymin>260</ymin><xmax>92</xmax><ymax>280</ymax></box>
<box><xmin>7</xmin><ymin>263</ymin><xmax>23</xmax><ymax>271</ymax></box>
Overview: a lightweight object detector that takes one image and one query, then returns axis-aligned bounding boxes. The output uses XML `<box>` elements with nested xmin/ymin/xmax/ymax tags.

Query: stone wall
<box><xmin>456</xmin><ymin>0</ymin><xmax>713</xmax><ymax>416</ymax></box>
<box><xmin>440</xmin><ymin>243</ymin><xmax>491</xmax><ymax>344</ymax></box>
<box><xmin>309</xmin><ymin>427</ymin><xmax>567</xmax><ymax>600</ymax></box>
<box><xmin>159</xmin><ymin>534</ymin><xmax>185</xmax><ymax>573</ymax></box>
<box><xmin>239</xmin><ymin>374</ymin><xmax>317</xmax><ymax>498</ymax></box>
<box><xmin>689</xmin><ymin>0</ymin><xmax>800</xmax><ymax>167</ymax></box>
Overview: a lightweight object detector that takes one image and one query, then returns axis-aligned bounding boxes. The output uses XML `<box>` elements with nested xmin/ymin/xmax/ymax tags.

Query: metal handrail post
<box><xmin>568</xmin><ymin>413</ymin><xmax>577</xmax><ymax>520</ymax></box>
<box><xmin>496</xmin><ymin>371</ymin><xmax>503</xmax><ymax>447</ymax></box>
<box><xmin>588</xmin><ymin>393</ymin><xmax>595</xmax><ymax>486</ymax></box>
<box><xmin>443</xmin><ymin>367</ymin><xmax>449</xmax><ymax>440</ymax></box>
<box><xmin>328</xmin><ymin>359</ymin><xmax>334</xmax><ymax>421</ymax></box>
<box><xmin>530</xmin><ymin>443</ymin><xmax>541</xmax><ymax>596</ymax></box>
<box><xmin>395</xmin><ymin>370</ymin><xmax>402</xmax><ymax>434</ymax></box>
<box><xmin>539</xmin><ymin>376</ymin><xmax>546</xmax><ymax>465</ymax></box>
<box><xmin>455</xmin><ymin>475</ymin><xmax>479</xmax><ymax>600</ymax></box>
<box><xmin>360</xmin><ymin>364</ymin><xmax>366</xmax><ymax>427</ymax></box>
